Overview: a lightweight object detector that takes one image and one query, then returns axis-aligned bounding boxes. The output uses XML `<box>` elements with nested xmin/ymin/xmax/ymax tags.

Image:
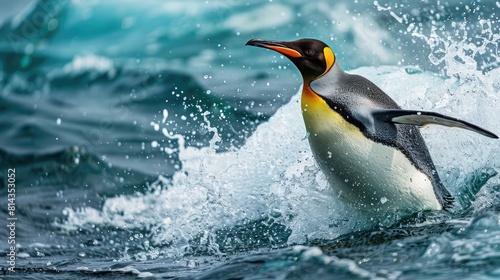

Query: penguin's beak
<box><xmin>246</xmin><ymin>39</ymin><xmax>302</xmax><ymax>58</ymax></box>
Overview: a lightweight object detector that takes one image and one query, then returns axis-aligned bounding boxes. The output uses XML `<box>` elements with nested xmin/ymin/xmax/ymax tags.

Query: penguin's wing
<box><xmin>372</xmin><ymin>109</ymin><xmax>499</xmax><ymax>139</ymax></box>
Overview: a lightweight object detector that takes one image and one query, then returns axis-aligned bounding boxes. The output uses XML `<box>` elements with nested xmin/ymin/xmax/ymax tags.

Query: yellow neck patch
<box><xmin>301</xmin><ymin>83</ymin><xmax>324</xmax><ymax>111</ymax></box>
<box><xmin>301</xmin><ymin>83</ymin><xmax>361</xmax><ymax>135</ymax></box>
<box><xmin>319</xmin><ymin>47</ymin><xmax>335</xmax><ymax>78</ymax></box>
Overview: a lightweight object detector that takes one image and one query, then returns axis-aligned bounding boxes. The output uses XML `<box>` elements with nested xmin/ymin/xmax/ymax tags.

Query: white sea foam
<box><xmin>61</xmin><ymin>54</ymin><xmax>116</xmax><ymax>77</ymax></box>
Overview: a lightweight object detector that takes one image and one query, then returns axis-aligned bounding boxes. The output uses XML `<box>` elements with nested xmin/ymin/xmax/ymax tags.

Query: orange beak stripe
<box><xmin>265</xmin><ymin>45</ymin><xmax>302</xmax><ymax>58</ymax></box>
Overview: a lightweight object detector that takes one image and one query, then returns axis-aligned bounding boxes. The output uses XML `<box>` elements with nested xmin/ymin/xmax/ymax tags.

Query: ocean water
<box><xmin>0</xmin><ymin>0</ymin><xmax>500</xmax><ymax>279</ymax></box>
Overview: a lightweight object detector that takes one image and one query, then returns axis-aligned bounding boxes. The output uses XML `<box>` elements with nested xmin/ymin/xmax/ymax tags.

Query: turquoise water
<box><xmin>1</xmin><ymin>0</ymin><xmax>500</xmax><ymax>279</ymax></box>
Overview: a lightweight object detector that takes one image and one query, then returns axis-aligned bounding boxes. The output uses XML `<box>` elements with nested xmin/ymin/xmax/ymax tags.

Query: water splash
<box><xmin>411</xmin><ymin>20</ymin><xmax>500</xmax><ymax>74</ymax></box>
<box><xmin>407</xmin><ymin>20</ymin><xmax>500</xmax><ymax>208</ymax></box>
<box><xmin>58</xmin><ymin>17</ymin><xmax>500</xmax><ymax>261</ymax></box>
<box><xmin>59</xmin><ymin>60</ymin><xmax>498</xmax><ymax>259</ymax></box>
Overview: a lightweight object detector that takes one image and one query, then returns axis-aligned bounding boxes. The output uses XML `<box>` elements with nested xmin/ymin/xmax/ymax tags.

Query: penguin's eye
<box><xmin>304</xmin><ymin>49</ymin><xmax>315</xmax><ymax>56</ymax></box>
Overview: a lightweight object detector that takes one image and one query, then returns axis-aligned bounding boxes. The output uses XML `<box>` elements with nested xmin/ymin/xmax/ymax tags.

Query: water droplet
<box><xmin>56</xmin><ymin>118</ymin><xmax>61</xmax><ymax>125</ymax></box>
<box><xmin>151</xmin><ymin>141</ymin><xmax>159</xmax><ymax>148</ymax></box>
<box><xmin>380</xmin><ymin>197</ymin><xmax>388</xmax><ymax>204</ymax></box>
<box><xmin>151</xmin><ymin>122</ymin><xmax>160</xmax><ymax>131</ymax></box>
<box><xmin>48</xmin><ymin>19</ymin><xmax>58</xmax><ymax>31</ymax></box>
<box><xmin>162</xmin><ymin>109</ymin><xmax>168</xmax><ymax>124</ymax></box>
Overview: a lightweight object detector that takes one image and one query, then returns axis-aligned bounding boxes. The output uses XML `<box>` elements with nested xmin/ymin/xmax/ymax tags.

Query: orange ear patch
<box><xmin>319</xmin><ymin>47</ymin><xmax>335</xmax><ymax>77</ymax></box>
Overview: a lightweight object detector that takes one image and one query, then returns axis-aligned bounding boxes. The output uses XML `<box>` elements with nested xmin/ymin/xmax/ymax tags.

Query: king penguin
<box><xmin>246</xmin><ymin>38</ymin><xmax>498</xmax><ymax>214</ymax></box>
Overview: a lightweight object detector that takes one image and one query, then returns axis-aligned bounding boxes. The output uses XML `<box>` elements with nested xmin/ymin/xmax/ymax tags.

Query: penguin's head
<box><xmin>246</xmin><ymin>38</ymin><xmax>336</xmax><ymax>82</ymax></box>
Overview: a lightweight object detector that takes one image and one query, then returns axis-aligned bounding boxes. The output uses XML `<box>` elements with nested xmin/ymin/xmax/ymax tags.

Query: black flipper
<box><xmin>372</xmin><ymin>109</ymin><xmax>498</xmax><ymax>139</ymax></box>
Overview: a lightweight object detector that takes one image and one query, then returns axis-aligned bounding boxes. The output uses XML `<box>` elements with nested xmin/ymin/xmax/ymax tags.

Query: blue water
<box><xmin>1</xmin><ymin>0</ymin><xmax>500</xmax><ymax>279</ymax></box>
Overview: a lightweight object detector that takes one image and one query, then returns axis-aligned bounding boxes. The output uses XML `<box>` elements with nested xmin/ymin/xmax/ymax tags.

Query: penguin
<box><xmin>246</xmin><ymin>38</ymin><xmax>498</xmax><ymax>214</ymax></box>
